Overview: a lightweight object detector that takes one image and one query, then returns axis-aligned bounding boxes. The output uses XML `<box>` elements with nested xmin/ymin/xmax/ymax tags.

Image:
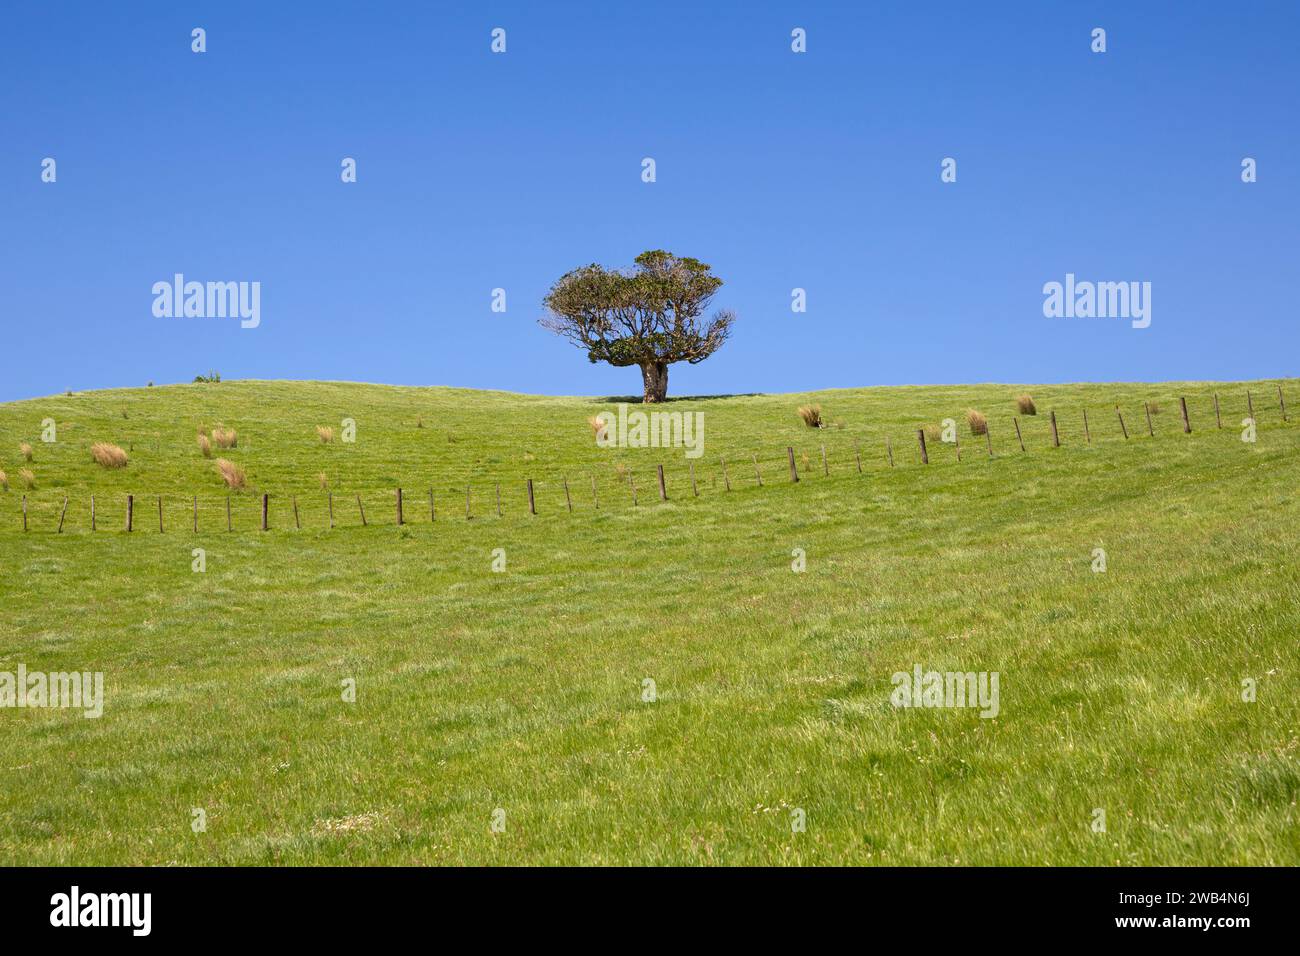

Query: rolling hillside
<box><xmin>1</xmin><ymin>379</ymin><xmax>1297</xmax><ymax>864</ymax></box>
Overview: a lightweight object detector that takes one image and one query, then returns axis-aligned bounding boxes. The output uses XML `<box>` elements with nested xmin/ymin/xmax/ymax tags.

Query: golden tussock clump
<box><xmin>197</xmin><ymin>432</ymin><xmax>212</xmax><ymax>457</ymax></box>
<box><xmin>316</xmin><ymin>425</ymin><xmax>335</xmax><ymax>443</ymax></box>
<box><xmin>0</xmin><ymin>469</ymin><xmax>8</xmax><ymax>491</ymax></box>
<box><xmin>211</xmin><ymin>426</ymin><xmax>238</xmax><ymax>449</ymax></box>
<box><xmin>1015</xmin><ymin>394</ymin><xmax>1037</xmax><ymax>416</ymax></box>
<box><xmin>215</xmin><ymin>458</ymin><xmax>246</xmax><ymax>489</ymax></box>
<box><xmin>965</xmin><ymin>410</ymin><xmax>988</xmax><ymax>436</ymax></box>
<box><xmin>91</xmin><ymin>442</ymin><xmax>129</xmax><ymax>468</ymax></box>
<box><xmin>797</xmin><ymin>404</ymin><xmax>824</xmax><ymax>428</ymax></box>
<box><xmin>923</xmin><ymin>423</ymin><xmax>942</xmax><ymax>443</ymax></box>
<box><xmin>587</xmin><ymin>415</ymin><xmax>609</xmax><ymax>441</ymax></box>
<box><xmin>19</xmin><ymin>442</ymin><xmax>33</xmax><ymax>462</ymax></box>
<box><xmin>613</xmin><ymin>462</ymin><xmax>628</xmax><ymax>481</ymax></box>
<box><xmin>18</xmin><ymin>468</ymin><xmax>36</xmax><ymax>489</ymax></box>
<box><xmin>317</xmin><ymin>472</ymin><xmax>329</xmax><ymax>489</ymax></box>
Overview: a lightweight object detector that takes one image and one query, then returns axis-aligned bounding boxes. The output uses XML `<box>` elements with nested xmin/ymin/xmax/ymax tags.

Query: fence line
<box><xmin>6</xmin><ymin>391</ymin><xmax>1293</xmax><ymax>535</ymax></box>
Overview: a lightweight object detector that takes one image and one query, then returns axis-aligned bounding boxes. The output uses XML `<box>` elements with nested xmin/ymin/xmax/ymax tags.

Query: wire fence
<box><xmin>4</xmin><ymin>388</ymin><xmax>1292</xmax><ymax>535</ymax></box>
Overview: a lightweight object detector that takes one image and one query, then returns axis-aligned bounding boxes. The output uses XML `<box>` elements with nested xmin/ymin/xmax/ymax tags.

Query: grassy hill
<box><xmin>1</xmin><ymin>378</ymin><xmax>1297</xmax><ymax>864</ymax></box>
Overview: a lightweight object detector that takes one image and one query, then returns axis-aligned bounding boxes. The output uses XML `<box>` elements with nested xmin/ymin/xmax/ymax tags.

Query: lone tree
<box><xmin>541</xmin><ymin>250</ymin><xmax>735</xmax><ymax>403</ymax></box>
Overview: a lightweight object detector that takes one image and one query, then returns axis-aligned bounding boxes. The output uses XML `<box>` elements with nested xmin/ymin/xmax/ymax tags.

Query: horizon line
<box><xmin>4</xmin><ymin>374</ymin><xmax>1298</xmax><ymax>407</ymax></box>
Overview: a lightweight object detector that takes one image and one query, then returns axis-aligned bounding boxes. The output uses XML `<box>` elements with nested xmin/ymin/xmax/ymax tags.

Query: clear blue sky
<box><xmin>2</xmin><ymin>1</ymin><xmax>1296</xmax><ymax>403</ymax></box>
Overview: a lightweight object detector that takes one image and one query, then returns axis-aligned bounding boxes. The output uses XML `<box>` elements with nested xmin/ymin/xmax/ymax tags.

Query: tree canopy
<box><xmin>540</xmin><ymin>250</ymin><xmax>735</xmax><ymax>403</ymax></box>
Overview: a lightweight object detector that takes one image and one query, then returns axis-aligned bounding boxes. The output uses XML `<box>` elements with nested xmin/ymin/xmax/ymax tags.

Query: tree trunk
<box><xmin>640</xmin><ymin>362</ymin><xmax>669</xmax><ymax>403</ymax></box>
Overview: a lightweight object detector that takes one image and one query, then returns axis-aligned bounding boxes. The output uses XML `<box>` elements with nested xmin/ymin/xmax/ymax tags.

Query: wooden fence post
<box><xmin>1013</xmin><ymin>417</ymin><xmax>1026</xmax><ymax>451</ymax></box>
<box><xmin>192</xmin><ymin>495</ymin><xmax>198</xmax><ymax>533</ymax></box>
<box><xmin>1214</xmin><ymin>393</ymin><xmax>1222</xmax><ymax>429</ymax></box>
<box><xmin>527</xmin><ymin>478</ymin><xmax>536</xmax><ymax>515</ymax></box>
<box><xmin>496</xmin><ymin>483</ymin><xmax>502</xmax><ymax>517</ymax></box>
<box><xmin>158</xmin><ymin>495</ymin><xmax>164</xmax><ymax>532</ymax></box>
<box><xmin>22</xmin><ymin>495</ymin><xmax>28</xmax><ymax>532</ymax></box>
<box><xmin>752</xmin><ymin>454</ymin><xmax>762</xmax><ymax>486</ymax></box>
<box><xmin>1049</xmin><ymin>411</ymin><xmax>1060</xmax><ymax>447</ymax></box>
<box><xmin>465</xmin><ymin>486</ymin><xmax>471</xmax><ymax>520</ymax></box>
<box><xmin>689</xmin><ymin>461</ymin><xmax>698</xmax><ymax>496</ymax></box>
<box><xmin>855</xmin><ymin>444</ymin><xmax>862</xmax><ymax>473</ymax></box>
<box><xmin>821</xmin><ymin>445</ymin><xmax>828</xmax><ymax>476</ymax></box>
<box><xmin>721</xmin><ymin>458</ymin><xmax>731</xmax><ymax>491</ymax></box>
<box><xmin>886</xmin><ymin>438</ymin><xmax>894</xmax><ymax>467</ymax></box>
<box><xmin>396</xmin><ymin>487</ymin><xmax>404</xmax><ymax>525</ymax></box>
<box><xmin>1179</xmin><ymin>396</ymin><xmax>1191</xmax><ymax>433</ymax></box>
<box><xmin>226</xmin><ymin>495</ymin><xmax>232</xmax><ymax>532</ymax></box>
<box><xmin>356</xmin><ymin>494</ymin><xmax>366</xmax><ymax>526</ymax></box>
<box><xmin>429</xmin><ymin>488</ymin><xmax>435</xmax><ymax>521</ymax></box>
<box><xmin>1279</xmin><ymin>385</ymin><xmax>1288</xmax><ymax>422</ymax></box>
<box><xmin>629</xmin><ymin>474</ymin><xmax>638</xmax><ymax>506</ymax></box>
<box><xmin>563</xmin><ymin>477</ymin><xmax>573</xmax><ymax>512</ymax></box>
<box><xmin>293</xmin><ymin>496</ymin><xmax>301</xmax><ymax>530</ymax></box>
<box><xmin>985</xmin><ymin>425</ymin><xmax>993</xmax><ymax>457</ymax></box>
<box><xmin>657</xmin><ymin>464</ymin><xmax>667</xmax><ymax>500</ymax></box>
<box><xmin>1144</xmin><ymin>401</ymin><xmax>1155</xmax><ymax>436</ymax></box>
<box><xmin>1247</xmin><ymin>390</ymin><xmax>1255</xmax><ymax>421</ymax></box>
<box><xmin>261</xmin><ymin>494</ymin><xmax>269</xmax><ymax>531</ymax></box>
<box><xmin>917</xmin><ymin>429</ymin><xmax>929</xmax><ymax>464</ymax></box>
<box><xmin>954</xmin><ymin>432</ymin><xmax>961</xmax><ymax>462</ymax></box>
<box><xmin>1116</xmin><ymin>406</ymin><xmax>1128</xmax><ymax>440</ymax></box>
<box><xmin>126</xmin><ymin>494</ymin><xmax>134</xmax><ymax>532</ymax></box>
<box><xmin>58</xmin><ymin>496</ymin><xmax>68</xmax><ymax>533</ymax></box>
<box><xmin>590</xmin><ymin>474</ymin><xmax>599</xmax><ymax>509</ymax></box>
<box><xmin>788</xmin><ymin>447</ymin><xmax>799</xmax><ymax>482</ymax></box>
<box><xmin>328</xmin><ymin>492</ymin><xmax>334</xmax><ymax>528</ymax></box>
<box><xmin>1083</xmin><ymin>409</ymin><xmax>1091</xmax><ymax>444</ymax></box>
<box><xmin>91</xmin><ymin>495</ymin><xmax>95</xmax><ymax>531</ymax></box>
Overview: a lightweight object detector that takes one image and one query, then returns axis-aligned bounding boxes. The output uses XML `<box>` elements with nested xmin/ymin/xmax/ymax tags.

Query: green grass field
<box><xmin>1</xmin><ymin>378</ymin><xmax>1297</xmax><ymax>865</ymax></box>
